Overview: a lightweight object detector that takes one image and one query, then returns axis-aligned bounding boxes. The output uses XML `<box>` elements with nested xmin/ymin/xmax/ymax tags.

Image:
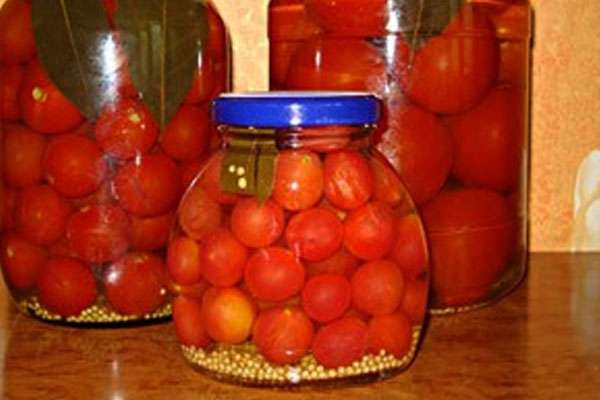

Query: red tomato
<box><xmin>367</xmin><ymin>311</ymin><xmax>412</xmax><ymax>358</ymax></box>
<box><xmin>168</xmin><ymin>279</ymin><xmax>209</xmax><ymax>299</ymax></box>
<box><xmin>104</xmin><ymin>252</ymin><xmax>166</xmax><ymax>315</ymax></box>
<box><xmin>244</xmin><ymin>247</ymin><xmax>305</xmax><ymax>302</ymax></box>
<box><xmin>201</xmin><ymin>287</ymin><xmax>256</xmax><ymax>345</ymax></box>
<box><xmin>2</xmin><ymin>124</ymin><xmax>46</xmax><ymax>188</ymax></box>
<box><xmin>390</xmin><ymin>214</ymin><xmax>428</xmax><ymax>280</ymax></box>
<box><xmin>0</xmin><ymin>64</ymin><xmax>25</xmax><ymax>120</ymax></box>
<box><xmin>36</xmin><ymin>257</ymin><xmax>97</xmax><ymax>317</ymax></box>
<box><xmin>305</xmin><ymin>248</ymin><xmax>359</xmax><ymax>279</ymax></box>
<box><xmin>370</xmin><ymin>156</ymin><xmax>405</xmax><ymax>208</ymax></box>
<box><xmin>66</xmin><ymin>205</ymin><xmax>130</xmax><ymax>263</ymax></box>
<box><xmin>0</xmin><ymin>0</ymin><xmax>35</xmax><ymax>64</ymax></box>
<box><xmin>270</xmin><ymin>41</ymin><xmax>301</xmax><ymax>89</ymax></box>
<box><xmin>1</xmin><ymin>233</ymin><xmax>47</xmax><ymax>290</ymax></box>
<box><xmin>269</xmin><ymin>0</ymin><xmax>322</xmax><ymax>41</ymax></box>
<box><xmin>299</xmin><ymin>125</ymin><xmax>354</xmax><ymax>153</ymax></box>
<box><xmin>172</xmin><ymin>295</ymin><xmax>212</xmax><ymax>348</ymax></box>
<box><xmin>493</xmin><ymin>4</ymin><xmax>530</xmax><ymax>87</ymax></box>
<box><xmin>375</xmin><ymin>102</ymin><xmax>453</xmax><ymax>205</ymax></box>
<box><xmin>421</xmin><ymin>188</ymin><xmax>515</xmax><ymax>306</ymax></box>
<box><xmin>196</xmin><ymin>152</ymin><xmax>239</xmax><ymax>205</ymax></box>
<box><xmin>160</xmin><ymin>105</ymin><xmax>210</xmax><ymax>161</ymax></box>
<box><xmin>273</xmin><ymin>149</ymin><xmax>324</xmax><ymax>211</ymax></box>
<box><xmin>19</xmin><ymin>61</ymin><xmax>84</xmax><ymax>134</ymax></box>
<box><xmin>253</xmin><ymin>307</ymin><xmax>314</xmax><ymax>365</ymax></box>
<box><xmin>312</xmin><ymin>317</ymin><xmax>368</xmax><ymax>368</ymax></box>
<box><xmin>113</xmin><ymin>154</ymin><xmax>180</xmax><ymax>217</ymax></box>
<box><xmin>44</xmin><ymin>133</ymin><xmax>107</xmax><ymax>198</ymax></box>
<box><xmin>401</xmin><ymin>277</ymin><xmax>428</xmax><ymax>324</ymax></box>
<box><xmin>130</xmin><ymin>211</ymin><xmax>174</xmax><ymax>251</ymax></box>
<box><xmin>344</xmin><ymin>201</ymin><xmax>396</xmax><ymax>260</ymax></box>
<box><xmin>17</xmin><ymin>185</ymin><xmax>71</xmax><ymax>245</ymax></box>
<box><xmin>1</xmin><ymin>187</ymin><xmax>18</xmax><ymax>230</ymax></box>
<box><xmin>285</xmin><ymin>38</ymin><xmax>386</xmax><ymax>95</ymax></box>
<box><xmin>94</xmin><ymin>99</ymin><xmax>158</xmax><ymax>160</ymax></box>
<box><xmin>69</xmin><ymin>181</ymin><xmax>115</xmax><ymax>210</ymax></box>
<box><xmin>178</xmin><ymin>158</ymin><xmax>206</xmax><ymax>192</ymax></box>
<box><xmin>201</xmin><ymin>229</ymin><xmax>248</xmax><ymax>288</ymax></box>
<box><xmin>446</xmin><ymin>86</ymin><xmax>524</xmax><ymax>192</ymax></box>
<box><xmin>184</xmin><ymin>54</ymin><xmax>216</xmax><ymax>104</ymax></box>
<box><xmin>231</xmin><ymin>198</ymin><xmax>285</xmax><ymax>248</ymax></box>
<box><xmin>396</xmin><ymin>5</ymin><xmax>498</xmax><ymax>114</ymax></box>
<box><xmin>286</xmin><ymin>208</ymin><xmax>343</xmax><ymax>262</ymax></box>
<box><xmin>305</xmin><ymin>0</ymin><xmax>387</xmax><ymax>36</ymax></box>
<box><xmin>351</xmin><ymin>260</ymin><xmax>405</xmax><ymax>315</ymax></box>
<box><xmin>206</xmin><ymin>5</ymin><xmax>227</xmax><ymax>62</ymax></box>
<box><xmin>301</xmin><ymin>274</ymin><xmax>351</xmax><ymax>322</ymax></box>
<box><xmin>323</xmin><ymin>150</ymin><xmax>373</xmax><ymax>210</ymax></box>
<box><xmin>178</xmin><ymin>185</ymin><xmax>222</xmax><ymax>241</ymax></box>
<box><xmin>167</xmin><ymin>236</ymin><xmax>203</xmax><ymax>286</ymax></box>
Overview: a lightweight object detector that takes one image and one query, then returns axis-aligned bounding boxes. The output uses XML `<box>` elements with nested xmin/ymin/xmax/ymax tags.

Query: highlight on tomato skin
<box><xmin>323</xmin><ymin>149</ymin><xmax>374</xmax><ymax>210</ymax></box>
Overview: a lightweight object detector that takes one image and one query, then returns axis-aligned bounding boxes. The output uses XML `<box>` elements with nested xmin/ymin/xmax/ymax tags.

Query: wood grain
<box><xmin>1</xmin><ymin>253</ymin><xmax>600</xmax><ymax>399</ymax></box>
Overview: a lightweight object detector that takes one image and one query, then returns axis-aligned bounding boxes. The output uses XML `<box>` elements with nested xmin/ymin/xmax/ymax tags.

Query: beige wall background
<box><xmin>2</xmin><ymin>0</ymin><xmax>599</xmax><ymax>252</ymax></box>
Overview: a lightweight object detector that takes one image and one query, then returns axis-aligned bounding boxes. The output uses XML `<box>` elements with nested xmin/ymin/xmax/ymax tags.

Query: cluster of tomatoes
<box><xmin>169</xmin><ymin>146</ymin><xmax>429</xmax><ymax>368</ymax></box>
<box><xmin>270</xmin><ymin>0</ymin><xmax>529</xmax><ymax>307</ymax></box>
<box><xmin>0</xmin><ymin>0</ymin><xmax>227</xmax><ymax>319</ymax></box>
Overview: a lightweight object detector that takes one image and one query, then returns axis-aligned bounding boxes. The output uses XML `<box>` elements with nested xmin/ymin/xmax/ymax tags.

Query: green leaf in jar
<box><xmin>31</xmin><ymin>0</ymin><xmax>114</xmax><ymax>120</ymax></box>
<box><xmin>115</xmin><ymin>0</ymin><xmax>209</xmax><ymax>129</ymax></box>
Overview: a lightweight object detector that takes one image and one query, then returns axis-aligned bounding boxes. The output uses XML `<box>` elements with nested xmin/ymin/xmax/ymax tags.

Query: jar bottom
<box><xmin>182</xmin><ymin>326</ymin><xmax>422</xmax><ymax>388</ymax></box>
<box><xmin>18</xmin><ymin>297</ymin><xmax>172</xmax><ymax>326</ymax></box>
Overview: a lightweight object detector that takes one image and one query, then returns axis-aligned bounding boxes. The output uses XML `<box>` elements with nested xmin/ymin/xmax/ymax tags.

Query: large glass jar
<box><xmin>168</xmin><ymin>93</ymin><xmax>430</xmax><ymax>386</ymax></box>
<box><xmin>0</xmin><ymin>0</ymin><xmax>230</xmax><ymax>325</ymax></box>
<box><xmin>270</xmin><ymin>0</ymin><xmax>531</xmax><ymax>313</ymax></box>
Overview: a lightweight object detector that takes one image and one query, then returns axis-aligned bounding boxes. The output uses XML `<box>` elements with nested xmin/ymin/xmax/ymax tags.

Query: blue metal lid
<box><xmin>213</xmin><ymin>92</ymin><xmax>380</xmax><ymax>128</ymax></box>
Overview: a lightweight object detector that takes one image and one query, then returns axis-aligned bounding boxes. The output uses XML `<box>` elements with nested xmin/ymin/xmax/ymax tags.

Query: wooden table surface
<box><xmin>1</xmin><ymin>253</ymin><xmax>599</xmax><ymax>400</ymax></box>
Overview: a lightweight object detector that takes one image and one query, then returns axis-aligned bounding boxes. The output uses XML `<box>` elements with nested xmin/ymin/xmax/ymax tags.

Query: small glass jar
<box><xmin>0</xmin><ymin>0</ymin><xmax>229</xmax><ymax>325</ymax></box>
<box><xmin>169</xmin><ymin>93</ymin><xmax>430</xmax><ymax>386</ymax></box>
<box><xmin>269</xmin><ymin>0</ymin><xmax>531</xmax><ymax>313</ymax></box>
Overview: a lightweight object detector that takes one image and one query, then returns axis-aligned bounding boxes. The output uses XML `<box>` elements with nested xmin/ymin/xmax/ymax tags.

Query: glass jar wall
<box><xmin>168</xmin><ymin>93</ymin><xmax>430</xmax><ymax>386</ymax></box>
<box><xmin>0</xmin><ymin>0</ymin><xmax>230</xmax><ymax>325</ymax></box>
<box><xmin>269</xmin><ymin>0</ymin><xmax>531</xmax><ymax>313</ymax></box>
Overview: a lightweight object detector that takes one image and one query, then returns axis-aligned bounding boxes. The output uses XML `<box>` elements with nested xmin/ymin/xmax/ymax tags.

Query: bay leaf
<box><xmin>31</xmin><ymin>0</ymin><xmax>114</xmax><ymax>120</ymax></box>
<box><xmin>115</xmin><ymin>0</ymin><xmax>208</xmax><ymax>129</ymax></box>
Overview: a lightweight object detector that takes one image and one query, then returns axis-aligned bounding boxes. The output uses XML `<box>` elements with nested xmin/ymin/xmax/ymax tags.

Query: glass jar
<box><xmin>0</xmin><ymin>0</ymin><xmax>230</xmax><ymax>325</ymax></box>
<box><xmin>169</xmin><ymin>93</ymin><xmax>430</xmax><ymax>386</ymax></box>
<box><xmin>269</xmin><ymin>0</ymin><xmax>531</xmax><ymax>313</ymax></box>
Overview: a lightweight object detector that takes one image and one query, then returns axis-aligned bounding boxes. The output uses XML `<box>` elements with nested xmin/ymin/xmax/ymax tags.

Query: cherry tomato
<box><xmin>253</xmin><ymin>306</ymin><xmax>314</xmax><ymax>365</ymax></box>
<box><xmin>300</xmin><ymin>125</ymin><xmax>353</xmax><ymax>153</ymax></box>
<box><xmin>302</xmin><ymin>274</ymin><xmax>351</xmax><ymax>322</ymax></box>
<box><xmin>273</xmin><ymin>149</ymin><xmax>324</xmax><ymax>211</ymax></box>
<box><xmin>130</xmin><ymin>211</ymin><xmax>174</xmax><ymax>251</ymax></box>
<box><xmin>1</xmin><ymin>233</ymin><xmax>47</xmax><ymax>290</ymax></box>
<box><xmin>375</xmin><ymin>102</ymin><xmax>453</xmax><ymax>205</ymax></box>
<box><xmin>0</xmin><ymin>0</ymin><xmax>35</xmax><ymax>64</ymax></box>
<box><xmin>367</xmin><ymin>311</ymin><xmax>412</xmax><ymax>358</ymax></box>
<box><xmin>305</xmin><ymin>0</ymin><xmax>387</xmax><ymax>36</ymax></box>
<box><xmin>94</xmin><ymin>99</ymin><xmax>158</xmax><ymax>160</ymax></box>
<box><xmin>270</xmin><ymin>42</ymin><xmax>301</xmax><ymax>89</ymax></box>
<box><xmin>178</xmin><ymin>185</ymin><xmax>222</xmax><ymax>241</ymax></box>
<box><xmin>196</xmin><ymin>153</ymin><xmax>239</xmax><ymax>205</ymax></box>
<box><xmin>36</xmin><ymin>257</ymin><xmax>97</xmax><ymax>317</ymax></box>
<box><xmin>168</xmin><ymin>279</ymin><xmax>209</xmax><ymax>299</ymax></box>
<box><xmin>401</xmin><ymin>277</ymin><xmax>428</xmax><ymax>324</ymax></box>
<box><xmin>201</xmin><ymin>287</ymin><xmax>256</xmax><ymax>345</ymax></box>
<box><xmin>172</xmin><ymin>295</ymin><xmax>212</xmax><ymax>348</ymax></box>
<box><xmin>178</xmin><ymin>158</ymin><xmax>206</xmax><ymax>192</ymax></box>
<box><xmin>370</xmin><ymin>156</ymin><xmax>405</xmax><ymax>208</ymax></box>
<box><xmin>305</xmin><ymin>248</ymin><xmax>359</xmax><ymax>279</ymax></box>
<box><xmin>396</xmin><ymin>5</ymin><xmax>498</xmax><ymax>114</ymax></box>
<box><xmin>167</xmin><ymin>236</ymin><xmax>203</xmax><ymax>286</ymax></box>
<box><xmin>324</xmin><ymin>150</ymin><xmax>373</xmax><ymax>210</ymax></box>
<box><xmin>286</xmin><ymin>38</ymin><xmax>386</xmax><ymax>95</ymax></box>
<box><xmin>66</xmin><ymin>205</ymin><xmax>130</xmax><ymax>263</ymax></box>
<box><xmin>104</xmin><ymin>252</ymin><xmax>166</xmax><ymax>315</ymax></box>
<box><xmin>201</xmin><ymin>229</ymin><xmax>248</xmax><ymax>288</ymax></box>
<box><xmin>231</xmin><ymin>198</ymin><xmax>285</xmax><ymax>248</ymax></box>
<box><xmin>351</xmin><ymin>260</ymin><xmax>405</xmax><ymax>315</ymax></box>
<box><xmin>446</xmin><ymin>86</ymin><xmax>524</xmax><ymax>192</ymax></box>
<box><xmin>286</xmin><ymin>208</ymin><xmax>343</xmax><ymax>262</ymax></box>
<box><xmin>19</xmin><ymin>61</ymin><xmax>84</xmax><ymax>134</ymax></box>
<box><xmin>113</xmin><ymin>154</ymin><xmax>180</xmax><ymax>217</ymax></box>
<box><xmin>206</xmin><ymin>5</ymin><xmax>227</xmax><ymax>61</ymax></box>
<box><xmin>1</xmin><ymin>187</ymin><xmax>18</xmax><ymax>230</ymax></box>
<box><xmin>391</xmin><ymin>214</ymin><xmax>428</xmax><ymax>280</ymax></box>
<box><xmin>44</xmin><ymin>133</ymin><xmax>107</xmax><ymax>198</ymax></box>
<box><xmin>312</xmin><ymin>317</ymin><xmax>368</xmax><ymax>368</ymax></box>
<box><xmin>184</xmin><ymin>54</ymin><xmax>216</xmax><ymax>104</ymax></box>
<box><xmin>0</xmin><ymin>64</ymin><xmax>24</xmax><ymax>120</ymax></box>
<box><xmin>421</xmin><ymin>188</ymin><xmax>515</xmax><ymax>306</ymax></box>
<box><xmin>2</xmin><ymin>124</ymin><xmax>46</xmax><ymax>188</ymax></box>
<box><xmin>344</xmin><ymin>201</ymin><xmax>395</xmax><ymax>260</ymax></box>
<box><xmin>244</xmin><ymin>247</ymin><xmax>305</xmax><ymax>302</ymax></box>
<box><xmin>17</xmin><ymin>185</ymin><xmax>71</xmax><ymax>245</ymax></box>
<box><xmin>160</xmin><ymin>105</ymin><xmax>210</xmax><ymax>161</ymax></box>
<box><xmin>493</xmin><ymin>4</ymin><xmax>530</xmax><ymax>87</ymax></box>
